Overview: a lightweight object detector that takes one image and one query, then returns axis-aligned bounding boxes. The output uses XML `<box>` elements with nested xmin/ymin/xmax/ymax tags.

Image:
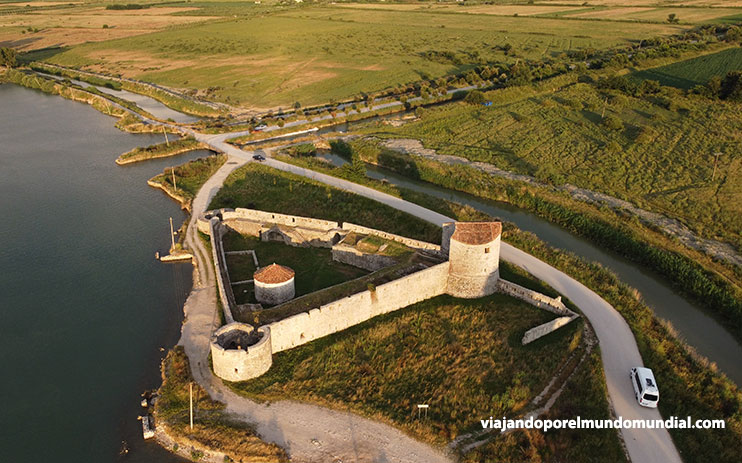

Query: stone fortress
<box><xmin>198</xmin><ymin>208</ymin><xmax>579</xmax><ymax>383</ymax></box>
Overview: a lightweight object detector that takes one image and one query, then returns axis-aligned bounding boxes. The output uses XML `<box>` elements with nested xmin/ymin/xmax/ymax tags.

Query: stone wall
<box><xmin>219</xmin><ymin>208</ymin><xmax>343</xmax><ymax>248</ymax></box>
<box><xmin>496</xmin><ymin>279</ymin><xmax>579</xmax><ymax>344</ymax></box>
<box><xmin>496</xmin><ymin>280</ymin><xmax>571</xmax><ymax>316</ymax></box>
<box><xmin>210</xmin><ymin>324</ymin><xmax>273</xmax><ymax>382</ymax></box>
<box><xmin>341</xmin><ymin>223</ymin><xmax>441</xmax><ymax>253</ymax></box>
<box><xmin>225</xmin><ymin>208</ymin><xmax>340</xmax><ymax>231</ymax></box>
<box><xmin>521</xmin><ymin>316</ymin><xmax>578</xmax><ymax>345</ymax></box>
<box><xmin>267</xmin><ymin>262</ymin><xmax>450</xmax><ymax>353</ymax></box>
<box><xmin>331</xmin><ymin>244</ymin><xmax>399</xmax><ymax>272</ymax></box>
<box><xmin>209</xmin><ymin>218</ymin><xmax>235</xmax><ymax>323</ymax></box>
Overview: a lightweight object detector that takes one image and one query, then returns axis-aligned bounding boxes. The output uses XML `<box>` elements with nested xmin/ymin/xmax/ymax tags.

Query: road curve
<box><xmin>205</xmin><ymin>144</ymin><xmax>682</xmax><ymax>463</ymax></box>
<box><xmin>179</xmin><ymin>157</ymin><xmax>453</xmax><ymax>463</ymax></box>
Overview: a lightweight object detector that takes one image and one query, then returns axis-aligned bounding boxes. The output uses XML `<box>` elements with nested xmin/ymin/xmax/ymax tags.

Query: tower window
<box><xmin>484</xmin><ymin>247</ymin><xmax>490</xmax><ymax>254</ymax></box>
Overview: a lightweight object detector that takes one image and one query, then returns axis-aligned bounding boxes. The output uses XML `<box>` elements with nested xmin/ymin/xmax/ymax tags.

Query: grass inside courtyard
<box><xmin>222</xmin><ymin>232</ymin><xmax>368</xmax><ymax>305</ymax></box>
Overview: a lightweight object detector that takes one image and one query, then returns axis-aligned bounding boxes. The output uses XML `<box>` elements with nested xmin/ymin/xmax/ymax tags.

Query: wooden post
<box><xmin>712</xmin><ymin>152</ymin><xmax>722</xmax><ymax>181</ymax></box>
<box><xmin>171</xmin><ymin>167</ymin><xmax>177</xmax><ymax>191</ymax></box>
<box><xmin>163</xmin><ymin>126</ymin><xmax>169</xmax><ymax>147</ymax></box>
<box><xmin>189</xmin><ymin>382</ymin><xmax>193</xmax><ymax>430</ymax></box>
<box><xmin>169</xmin><ymin>217</ymin><xmax>176</xmax><ymax>252</ymax></box>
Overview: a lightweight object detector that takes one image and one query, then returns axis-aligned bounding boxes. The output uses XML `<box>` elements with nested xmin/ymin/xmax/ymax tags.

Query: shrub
<box><xmin>602</xmin><ymin>114</ymin><xmax>624</xmax><ymax>131</ymax></box>
<box><xmin>0</xmin><ymin>47</ymin><xmax>17</xmax><ymax>68</ymax></box>
<box><xmin>464</xmin><ymin>90</ymin><xmax>486</xmax><ymax>105</ymax></box>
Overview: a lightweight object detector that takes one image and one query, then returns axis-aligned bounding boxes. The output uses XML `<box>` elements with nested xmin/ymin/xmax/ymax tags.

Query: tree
<box><xmin>667</xmin><ymin>13</ymin><xmax>679</xmax><ymax>24</ymax></box>
<box><xmin>464</xmin><ymin>90</ymin><xmax>486</xmax><ymax>105</ymax></box>
<box><xmin>719</xmin><ymin>71</ymin><xmax>742</xmax><ymax>101</ymax></box>
<box><xmin>293</xmin><ymin>101</ymin><xmax>301</xmax><ymax>109</ymax></box>
<box><xmin>0</xmin><ymin>47</ymin><xmax>18</xmax><ymax>68</ymax></box>
<box><xmin>724</xmin><ymin>26</ymin><xmax>742</xmax><ymax>43</ymax></box>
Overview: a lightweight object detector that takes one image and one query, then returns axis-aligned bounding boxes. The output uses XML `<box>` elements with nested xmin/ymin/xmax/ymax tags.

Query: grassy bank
<box><xmin>155</xmin><ymin>347</ymin><xmax>288</xmax><ymax>463</ymax></box>
<box><xmin>1</xmin><ymin>67</ymin><xmax>127</xmax><ymax>119</ymax></box>
<box><xmin>148</xmin><ymin>154</ymin><xmax>226</xmax><ymax>210</ymax></box>
<box><xmin>117</xmin><ymin>137</ymin><xmax>207</xmax><ymax>165</ymax></box>
<box><xmin>337</xmin><ymin>138</ymin><xmax>742</xmax><ymax>344</ymax></box>
<box><xmin>208</xmin><ymin>163</ymin><xmax>441</xmax><ymax>244</ymax></box>
<box><xmin>27</xmin><ymin>62</ymin><xmax>222</xmax><ymax>118</ymax></box>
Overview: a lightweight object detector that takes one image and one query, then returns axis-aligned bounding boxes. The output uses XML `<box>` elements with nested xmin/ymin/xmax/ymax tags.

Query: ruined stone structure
<box><xmin>210</xmin><ymin>323</ymin><xmax>272</xmax><ymax>381</ymax></box>
<box><xmin>205</xmin><ymin>209</ymin><xmax>579</xmax><ymax>382</ymax></box>
<box><xmin>254</xmin><ymin>264</ymin><xmax>295</xmax><ymax>305</ymax></box>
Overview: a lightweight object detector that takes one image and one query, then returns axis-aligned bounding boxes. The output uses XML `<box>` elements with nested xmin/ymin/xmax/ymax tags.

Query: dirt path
<box><xmin>177</xmin><ymin>156</ymin><xmax>453</xmax><ymax>463</ymax></box>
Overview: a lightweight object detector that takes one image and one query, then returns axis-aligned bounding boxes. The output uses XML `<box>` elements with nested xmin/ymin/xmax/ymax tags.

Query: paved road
<box><xmin>188</xmin><ymin>140</ymin><xmax>683</xmax><ymax>463</ymax></box>
<box><xmin>178</xmin><ymin>157</ymin><xmax>453</xmax><ymax>463</ymax></box>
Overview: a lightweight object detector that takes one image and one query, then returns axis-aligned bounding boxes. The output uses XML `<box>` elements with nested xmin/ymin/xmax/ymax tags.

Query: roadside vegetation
<box><xmin>208</xmin><ymin>163</ymin><xmax>441</xmax><ymax>244</ymax></box>
<box><xmin>116</xmin><ymin>137</ymin><xmax>207</xmax><ymax>165</ymax></box>
<box><xmin>156</xmin><ymin>347</ymin><xmax>288</xmax><ymax>463</ymax></box>
<box><xmin>148</xmin><ymin>154</ymin><xmax>226</xmax><ymax>210</ymax></box>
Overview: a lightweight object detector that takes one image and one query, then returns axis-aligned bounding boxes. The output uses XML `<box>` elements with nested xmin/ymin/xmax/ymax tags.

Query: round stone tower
<box><xmin>210</xmin><ymin>323</ymin><xmax>272</xmax><ymax>382</ymax></box>
<box><xmin>254</xmin><ymin>263</ymin><xmax>295</xmax><ymax>305</ymax></box>
<box><xmin>445</xmin><ymin>222</ymin><xmax>501</xmax><ymax>298</ymax></box>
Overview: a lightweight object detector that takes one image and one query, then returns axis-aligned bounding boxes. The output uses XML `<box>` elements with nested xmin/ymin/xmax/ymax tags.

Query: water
<box><xmin>0</xmin><ymin>84</ymin><xmax>208</xmax><ymax>462</ymax></box>
<box><xmin>38</xmin><ymin>72</ymin><xmax>200</xmax><ymax>124</ymax></box>
<box><xmin>316</xmin><ymin>152</ymin><xmax>742</xmax><ymax>385</ymax></box>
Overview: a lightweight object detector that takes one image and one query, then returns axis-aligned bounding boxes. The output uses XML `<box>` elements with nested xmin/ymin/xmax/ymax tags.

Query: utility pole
<box><xmin>171</xmin><ymin>167</ymin><xmax>177</xmax><ymax>191</ymax></box>
<box><xmin>169</xmin><ymin>217</ymin><xmax>176</xmax><ymax>252</ymax></box>
<box><xmin>189</xmin><ymin>382</ymin><xmax>194</xmax><ymax>430</ymax></box>
<box><xmin>712</xmin><ymin>152</ymin><xmax>722</xmax><ymax>181</ymax></box>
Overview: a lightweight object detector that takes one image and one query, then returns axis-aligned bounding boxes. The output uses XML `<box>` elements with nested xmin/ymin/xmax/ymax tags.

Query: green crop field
<box><xmin>28</xmin><ymin>3</ymin><xmax>686</xmax><ymax>109</ymax></box>
<box><xmin>633</xmin><ymin>47</ymin><xmax>742</xmax><ymax>89</ymax></box>
<box><xmin>368</xmin><ymin>80</ymin><xmax>742</xmax><ymax>248</ymax></box>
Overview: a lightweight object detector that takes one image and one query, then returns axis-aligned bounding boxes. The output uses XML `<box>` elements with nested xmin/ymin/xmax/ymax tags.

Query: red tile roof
<box><xmin>451</xmin><ymin>222</ymin><xmax>502</xmax><ymax>245</ymax></box>
<box><xmin>253</xmin><ymin>263</ymin><xmax>295</xmax><ymax>284</ymax></box>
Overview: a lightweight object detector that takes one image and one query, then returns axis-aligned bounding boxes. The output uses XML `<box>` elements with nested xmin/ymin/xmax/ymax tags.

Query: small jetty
<box><xmin>159</xmin><ymin>252</ymin><xmax>193</xmax><ymax>262</ymax></box>
<box><xmin>141</xmin><ymin>415</ymin><xmax>155</xmax><ymax>440</ymax></box>
<box><xmin>139</xmin><ymin>391</ymin><xmax>158</xmax><ymax>439</ymax></box>
<box><xmin>157</xmin><ymin>217</ymin><xmax>193</xmax><ymax>262</ymax></box>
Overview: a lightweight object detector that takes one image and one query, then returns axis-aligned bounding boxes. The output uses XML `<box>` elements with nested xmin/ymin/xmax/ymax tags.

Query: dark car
<box><xmin>252</xmin><ymin>154</ymin><xmax>266</xmax><ymax>161</ymax></box>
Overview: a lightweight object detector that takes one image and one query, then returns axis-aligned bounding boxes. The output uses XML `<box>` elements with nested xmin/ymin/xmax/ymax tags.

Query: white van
<box><xmin>630</xmin><ymin>367</ymin><xmax>660</xmax><ymax>408</ymax></box>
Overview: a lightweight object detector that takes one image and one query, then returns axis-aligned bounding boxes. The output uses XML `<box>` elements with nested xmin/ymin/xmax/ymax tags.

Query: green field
<box><xmin>633</xmin><ymin>47</ymin><xmax>742</xmax><ymax>89</ymax></box>
<box><xmin>368</xmin><ymin>79</ymin><xmax>742</xmax><ymax>248</ymax></box>
<box><xmin>208</xmin><ymin>163</ymin><xmax>441</xmax><ymax>244</ymax></box>
<box><xmin>31</xmin><ymin>4</ymin><xmax>686</xmax><ymax>109</ymax></box>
